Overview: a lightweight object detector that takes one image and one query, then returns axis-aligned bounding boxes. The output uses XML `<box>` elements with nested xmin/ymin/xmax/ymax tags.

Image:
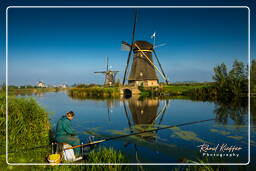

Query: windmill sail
<box><xmin>94</xmin><ymin>57</ymin><xmax>119</xmax><ymax>86</ymax></box>
<box><xmin>122</xmin><ymin>9</ymin><xmax>138</xmax><ymax>85</ymax></box>
<box><xmin>121</xmin><ymin>41</ymin><xmax>131</xmax><ymax>51</ymax></box>
<box><xmin>122</xmin><ymin>9</ymin><xmax>168</xmax><ymax>87</ymax></box>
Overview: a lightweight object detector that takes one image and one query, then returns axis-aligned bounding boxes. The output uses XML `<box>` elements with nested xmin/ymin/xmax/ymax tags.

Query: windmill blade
<box><xmin>121</xmin><ymin>41</ymin><xmax>131</xmax><ymax>51</ymax></box>
<box><xmin>153</xmin><ymin>50</ymin><xmax>169</xmax><ymax>84</ymax></box>
<box><xmin>106</xmin><ymin>56</ymin><xmax>109</xmax><ymax>71</ymax></box>
<box><xmin>158</xmin><ymin>100</ymin><xmax>169</xmax><ymax>125</ymax></box>
<box><xmin>94</xmin><ymin>71</ymin><xmax>106</xmax><ymax>74</ymax></box>
<box><xmin>122</xmin><ymin>9</ymin><xmax>138</xmax><ymax>85</ymax></box>
<box><xmin>153</xmin><ymin>100</ymin><xmax>169</xmax><ymax>124</ymax></box>
<box><xmin>107</xmin><ymin>106</ymin><xmax>111</xmax><ymax>122</ymax></box>
<box><xmin>134</xmin><ymin>43</ymin><xmax>168</xmax><ymax>82</ymax></box>
<box><xmin>153</xmin><ymin>43</ymin><xmax>167</xmax><ymax>49</ymax></box>
<box><xmin>123</xmin><ymin>100</ymin><xmax>133</xmax><ymax>133</ymax></box>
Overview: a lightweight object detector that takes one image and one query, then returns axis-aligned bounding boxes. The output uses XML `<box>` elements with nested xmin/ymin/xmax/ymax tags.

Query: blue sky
<box><xmin>0</xmin><ymin>0</ymin><xmax>254</xmax><ymax>86</ymax></box>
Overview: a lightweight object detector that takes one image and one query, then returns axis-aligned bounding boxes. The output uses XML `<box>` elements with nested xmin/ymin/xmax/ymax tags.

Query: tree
<box><xmin>228</xmin><ymin>60</ymin><xmax>247</xmax><ymax>95</ymax></box>
<box><xmin>251</xmin><ymin>59</ymin><xmax>256</xmax><ymax>93</ymax></box>
<box><xmin>212</xmin><ymin>63</ymin><xmax>228</xmax><ymax>89</ymax></box>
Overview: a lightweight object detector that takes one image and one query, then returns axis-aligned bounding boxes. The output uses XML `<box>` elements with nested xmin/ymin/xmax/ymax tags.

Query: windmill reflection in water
<box><xmin>123</xmin><ymin>97</ymin><xmax>170</xmax><ymax>143</ymax></box>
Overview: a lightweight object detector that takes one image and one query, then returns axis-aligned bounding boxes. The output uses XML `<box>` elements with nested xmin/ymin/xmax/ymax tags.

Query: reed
<box><xmin>69</xmin><ymin>87</ymin><xmax>120</xmax><ymax>98</ymax></box>
<box><xmin>0</xmin><ymin>93</ymin><xmax>131</xmax><ymax>170</ymax></box>
<box><xmin>0</xmin><ymin>94</ymin><xmax>50</xmax><ymax>164</ymax></box>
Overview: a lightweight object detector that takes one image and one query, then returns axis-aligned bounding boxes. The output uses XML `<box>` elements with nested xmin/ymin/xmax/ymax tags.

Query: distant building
<box><xmin>59</xmin><ymin>84</ymin><xmax>68</xmax><ymax>88</ymax></box>
<box><xmin>37</xmin><ymin>81</ymin><xmax>47</xmax><ymax>88</ymax></box>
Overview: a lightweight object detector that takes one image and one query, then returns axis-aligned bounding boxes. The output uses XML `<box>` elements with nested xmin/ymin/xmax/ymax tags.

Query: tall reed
<box><xmin>69</xmin><ymin>87</ymin><xmax>120</xmax><ymax>98</ymax></box>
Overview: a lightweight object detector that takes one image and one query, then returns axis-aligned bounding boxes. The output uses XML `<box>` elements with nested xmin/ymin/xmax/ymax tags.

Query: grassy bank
<box><xmin>0</xmin><ymin>93</ymin><xmax>51</xmax><ymax>169</ymax></box>
<box><xmin>0</xmin><ymin>93</ymin><xmax>130</xmax><ymax>170</ymax></box>
<box><xmin>139</xmin><ymin>82</ymin><xmax>218</xmax><ymax>100</ymax></box>
<box><xmin>69</xmin><ymin>86</ymin><xmax>120</xmax><ymax>99</ymax></box>
<box><xmin>8</xmin><ymin>87</ymin><xmax>67</xmax><ymax>96</ymax></box>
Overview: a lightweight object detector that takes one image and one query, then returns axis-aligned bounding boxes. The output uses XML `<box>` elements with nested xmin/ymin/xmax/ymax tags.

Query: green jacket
<box><xmin>56</xmin><ymin>116</ymin><xmax>76</xmax><ymax>137</ymax></box>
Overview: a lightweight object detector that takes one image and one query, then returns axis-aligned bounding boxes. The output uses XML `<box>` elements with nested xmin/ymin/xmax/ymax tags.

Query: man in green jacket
<box><xmin>56</xmin><ymin>111</ymin><xmax>81</xmax><ymax>156</ymax></box>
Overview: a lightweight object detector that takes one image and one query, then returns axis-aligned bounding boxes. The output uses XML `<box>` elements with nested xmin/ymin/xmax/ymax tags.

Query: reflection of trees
<box><xmin>214</xmin><ymin>98</ymin><xmax>248</xmax><ymax>125</ymax></box>
<box><xmin>251</xmin><ymin>98</ymin><xmax>256</xmax><ymax>129</ymax></box>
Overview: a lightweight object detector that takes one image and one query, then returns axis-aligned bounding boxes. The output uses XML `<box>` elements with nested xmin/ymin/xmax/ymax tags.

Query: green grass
<box><xmin>86</xmin><ymin>147</ymin><xmax>129</xmax><ymax>171</ymax></box>
<box><xmin>0</xmin><ymin>93</ymin><xmax>131</xmax><ymax>170</ymax></box>
<box><xmin>172</xmin><ymin>157</ymin><xmax>231</xmax><ymax>171</ymax></box>
<box><xmin>139</xmin><ymin>83</ymin><xmax>217</xmax><ymax>100</ymax></box>
<box><xmin>0</xmin><ymin>94</ymin><xmax>51</xmax><ymax>165</ymax></box>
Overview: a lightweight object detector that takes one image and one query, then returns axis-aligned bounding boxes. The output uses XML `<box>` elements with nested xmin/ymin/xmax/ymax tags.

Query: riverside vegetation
<box><xmin>68</xmin><ymin>60</ymin><xmax>251</xmax><ymax>100</ymax></box>
<box><xmin>140</xmin><ymin>60</ymin><xmax>250</xmax><ymax>100</ymax></box>
<box><xmin>68</xmin><ymin>85</ymin><xmax>120</xmax><ymax>99</ymax></box>
<box><xmin>7</xmin><ymin>86</ymin><xmax>66</xmax><ymax>96</ymax></box>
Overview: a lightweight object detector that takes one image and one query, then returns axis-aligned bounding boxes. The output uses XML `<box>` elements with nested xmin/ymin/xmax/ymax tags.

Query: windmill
<box><xmin>94</xmin><ymin>57</ymin><xmax>119</xmax><ymax>86</ymax></box>
<box><xmin>122</xmin><ymin>10</ymin><xmax>169</xmax><ymax>87</ymax></box>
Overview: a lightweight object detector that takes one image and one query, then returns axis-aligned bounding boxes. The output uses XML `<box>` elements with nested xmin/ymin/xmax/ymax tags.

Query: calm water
<box><xmin>19</xmin><ymin>91</ymin><xmax>254</xmax><ymax>165</ymax></box>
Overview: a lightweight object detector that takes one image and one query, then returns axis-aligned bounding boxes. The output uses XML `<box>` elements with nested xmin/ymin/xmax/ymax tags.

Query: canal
<box><xmin>19</xmin><ymin>91</ymin><xmax>253</xmax><ymax>165</ymax></box>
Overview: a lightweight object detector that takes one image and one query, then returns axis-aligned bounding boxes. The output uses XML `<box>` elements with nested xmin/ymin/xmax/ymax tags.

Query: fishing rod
<box><xmin>64</xmin><ymin>118</ymin><xmax>215</xmax><ymax>150</ymax></box>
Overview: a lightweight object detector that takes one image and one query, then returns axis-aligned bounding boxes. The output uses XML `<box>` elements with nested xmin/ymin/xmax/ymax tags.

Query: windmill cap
<box><xmin>133</xmin><ymin>41</ymin><xmax>153</xmax><ymax>51</ymax></box>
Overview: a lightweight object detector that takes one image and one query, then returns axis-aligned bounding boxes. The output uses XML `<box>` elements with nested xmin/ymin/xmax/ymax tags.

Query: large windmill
<box><xmin>94</xmin><ymin>57</ymin><xmax>119</xmax><ymax>86</ymax></box>
<box><xmin>122</xmin><ymin>10</ymin><xmax>168</xmax><ymax>87</ymax></box>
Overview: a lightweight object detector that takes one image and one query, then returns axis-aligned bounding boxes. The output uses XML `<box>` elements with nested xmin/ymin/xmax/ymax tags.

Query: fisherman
<box><xmin>55</xmin><ymin>111</ymin><xmax>81</xmax><ymax>157</ymax></box>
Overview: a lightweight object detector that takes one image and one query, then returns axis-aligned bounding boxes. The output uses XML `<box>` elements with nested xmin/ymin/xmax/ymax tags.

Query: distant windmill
<box><xmin>121</xmin><ymin>10</ymin><xmax>168</xmax><ymax>86</ymax></box>
<box><xmin>94</xmin><ymin>57</ymin><xmax>119</xmax><ymax>86</ymax></box>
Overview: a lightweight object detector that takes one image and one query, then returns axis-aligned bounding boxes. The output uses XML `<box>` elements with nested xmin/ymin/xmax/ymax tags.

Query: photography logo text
<box><xmin>197</xmin><ymin>143</ymin><xmax>242</xmax><ymax>158</ymax></box>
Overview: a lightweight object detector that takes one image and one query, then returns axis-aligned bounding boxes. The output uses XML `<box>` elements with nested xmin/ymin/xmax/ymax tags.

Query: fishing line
<box><xmin>1</xmin><ymin>118</ymin><xmax>215</xmax><ymax>154</ymax></box>
<box><xmin>65</xmin><ymin>118</ymin><xmax>215</xmax><ymax>150</ymax></box>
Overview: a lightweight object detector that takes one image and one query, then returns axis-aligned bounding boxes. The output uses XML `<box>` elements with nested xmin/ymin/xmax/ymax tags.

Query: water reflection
<box><xmin>17</xmin><ymin>91</ymin><xmax>249</xmax><ymax>129</ymax></box>
<box><xmin>13</xmin><ymin>91</ymin><xmax>46</xmax><ymax>97</ymax></box>
<box><xmin>67</xmin><ymin>92</ymin><xmax>249</xmax><ymax>129</ymax></box>
<box><xmin>123</xmin><ymin>97</ymin><xmax>169</xmax><ymax>142</ymax></box>
<box><xmin>106</xmin><ymin>99</ymin><xmax>119</xmax><ymax>122</ymax></box>
<box><xmin>251</xmin><ymin>98</ymin><xmax>256</xmax><ymax>129</ymax></box>
<box><xmin>214</xmin><ymin>98</ymin><xmax>248</xmax><ymax>126</ymax></box>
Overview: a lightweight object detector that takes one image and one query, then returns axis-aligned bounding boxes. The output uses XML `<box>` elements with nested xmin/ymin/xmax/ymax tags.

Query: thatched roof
<box><xmin>128</xmin><ymin>40</ymin><xmax>158</xmax><ymax>81</ymax></box>
<box><xmin>132</xmin><ymin>40</ymin><xmax>153</xmax><ymax>51</ymax></box>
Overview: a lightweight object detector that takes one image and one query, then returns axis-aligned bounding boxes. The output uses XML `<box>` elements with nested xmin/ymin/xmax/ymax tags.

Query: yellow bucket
<box><xmin>47</xmin><ymin>154</ymin><xmax>61</xmax><ymax>165</ymax></box>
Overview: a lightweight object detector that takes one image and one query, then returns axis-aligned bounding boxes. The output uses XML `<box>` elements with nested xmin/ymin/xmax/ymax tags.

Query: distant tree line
<box><xmin>0</xmin><ymin>84</ymin><xmax>44</xmax><ymax>90</ymax></box>
<box><xmin>212</xmin><ymin>59</ymin><xmax>248</xmax><ymax>97</ymax></box>
<box><xmin>251</xmin><ymin>59</ymin><xmax>256</xmax><ymax>94</ymax></box>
